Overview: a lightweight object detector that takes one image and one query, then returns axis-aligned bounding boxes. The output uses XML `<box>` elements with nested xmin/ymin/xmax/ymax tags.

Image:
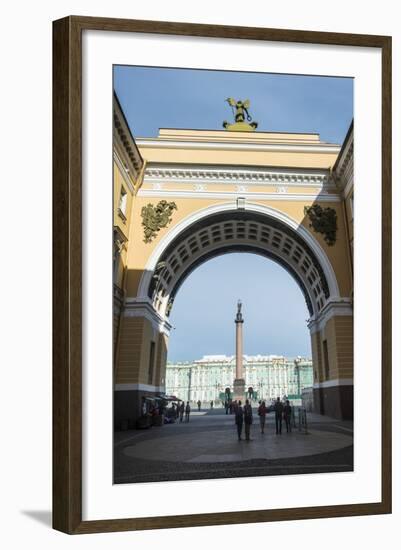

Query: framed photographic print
<box><xmin>53</xmin><ymin>16</ymin><xmax>391</xmax><ymax>534</ymax></box>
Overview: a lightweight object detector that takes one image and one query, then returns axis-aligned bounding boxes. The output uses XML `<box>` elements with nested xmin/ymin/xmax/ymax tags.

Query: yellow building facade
<box><xmin>113</xmin><ymin>102</ymin><xmax>354</xmax><ymax>427</ymax></box>
<box><xmin>113</xmin><ymin>96</ymin><xmax>144</xmax><ymax>369</ymax></box>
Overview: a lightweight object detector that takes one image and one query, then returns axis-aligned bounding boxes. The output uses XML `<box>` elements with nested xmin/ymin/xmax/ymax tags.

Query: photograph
<box><xmin>112</xmin><ymin>65</ymin><xmax>354</xmax><ymax>485</ymax></box>
<box><xmin>0</xmin><ymin>0</ymin><xmax>396</xmax><ymax>543</ymax></box>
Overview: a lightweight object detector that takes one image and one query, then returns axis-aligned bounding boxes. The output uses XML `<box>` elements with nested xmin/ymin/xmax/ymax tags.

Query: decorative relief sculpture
<box><xmin>304</xmin><ymin>204</ymin><xmax>337</xmax><ymax>246</ymax></box>
<box><xmin>151</xmin><ymin>261</ymin><xmax>167</xmax><ymax>282</ymax></box>
<box><xmin>141</xmin><ymin>200</ymin><xmax>177</xmax><ymax>243</ymax></box>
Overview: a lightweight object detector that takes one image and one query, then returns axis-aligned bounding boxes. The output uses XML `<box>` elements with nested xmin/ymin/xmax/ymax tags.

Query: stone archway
<box><xmin>136</xmin><ymin>201</ymin><xmax>340</xmax><ymax>314</ymax></box>
<box><xmin>115</xmin><ymin>201</ymin><xmax>352</xmax><ymax>426</ymax></box>
<box><xmin>146</xmin><ymin>210</ymin><xmax>331</xmax><ymax>320</ymax></box>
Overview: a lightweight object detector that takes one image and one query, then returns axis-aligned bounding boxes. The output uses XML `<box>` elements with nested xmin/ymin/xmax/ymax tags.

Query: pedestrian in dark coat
<box><xmin>185</xmin><ymin>401</ymin><xmax>191</xmax><ymax>422</ymax></box>
<box><xmin>283</xmin><ymin>400</ymin><xmax>292</xmax><ymax>433</ymax></box>
<box><xmin>274</xmin><ymin>397</ymin><xmax>284</xmax><ymax>434</ymax></box>
<box><xmin>235</xmin><ymin>400</ymin><xmax>244</xmax><ymax>440</ymax></box>
<box><xmin>258</xmin><ymin>400</ymin><xmax>267</xmax><ymax>434</ymax></box>
<box><xmin>179</xmin><ymin>401</ymin><xmax>184</xmax><ymax>422</ymax></box>
<box><xmin>243</xmin><ymin>399</ymin><xmax>253</xmax><ymax>441</ymax></box>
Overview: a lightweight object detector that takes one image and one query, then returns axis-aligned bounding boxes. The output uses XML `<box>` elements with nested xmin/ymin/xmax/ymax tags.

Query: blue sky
<box><xmin>167</xmin><ymin>253</ymin><xmax>311</xmax><ymax>361</ymax></box>
<box><xmin>114</xmin><ymin>65</ymin><xmax>353</xmax><ymax>143</ymax></box>
<box><xmin>114</xmin><ymin>66</ymin><xmax>353</xmax><ymax>361</ymax></box>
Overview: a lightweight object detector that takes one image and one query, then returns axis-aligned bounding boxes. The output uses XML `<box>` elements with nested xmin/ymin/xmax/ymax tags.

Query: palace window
<box><xmin>118</xmin><ymin>186</ymin><xmax>128</xmax><ymax>220</ymax></box>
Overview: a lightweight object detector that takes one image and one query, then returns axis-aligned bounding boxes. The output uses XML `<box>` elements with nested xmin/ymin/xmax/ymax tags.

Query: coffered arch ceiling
<box><xmin>147</xmin><ymin>210</ymin><xmax>332</xmax><ymax>319</ymax></box>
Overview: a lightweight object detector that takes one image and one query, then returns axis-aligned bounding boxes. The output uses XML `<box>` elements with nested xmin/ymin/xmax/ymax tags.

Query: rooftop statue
<box><xmin>223</xmin><ymin>98</ymin><xmax>258</xmax><ymax>131</ymax></box>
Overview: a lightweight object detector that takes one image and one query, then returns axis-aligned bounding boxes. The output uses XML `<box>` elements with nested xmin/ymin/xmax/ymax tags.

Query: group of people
<box><xmin>224</xmin><ymin>400</ymin><xmax>237</xmax><ymax>415</ymax></box>
<box><xmin>170</xmin><ymin>401</ymin><xmax>191</xmax><ymax>422</ymax></box>
<box><xmin>234</xmin><ymin>397</ymin><xmax>293</xmax><ymax>441</ymax></box>
<box><xmin>271</xmin><ymin>397</ymin><xmax>293</xmax><ymax>435</ymax></box>
<box><xmin>168</xmin><ymin>396</ymin><xmax>293</xmax><ymax>435</ymax></box>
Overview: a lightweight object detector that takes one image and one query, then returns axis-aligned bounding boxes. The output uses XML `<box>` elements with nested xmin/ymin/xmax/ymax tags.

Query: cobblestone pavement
<box><xmin>114</xmin><ymin>408</ymin><xmax>353</xmax><ymax>484</ymax></box>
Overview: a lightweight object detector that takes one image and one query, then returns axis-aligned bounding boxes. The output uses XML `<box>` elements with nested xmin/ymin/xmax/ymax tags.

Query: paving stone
<box><xmin>114</xmin><ymin>409</ymin><xmax>353</xmax><ymax>484</ymax></box>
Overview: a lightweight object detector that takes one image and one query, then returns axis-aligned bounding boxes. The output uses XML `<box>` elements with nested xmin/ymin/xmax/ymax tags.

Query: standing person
<box><xmin>179</xmin><ymin>401</ymin><xmax>184</xmax><ymax>423</ymax></box>
<box><xmin>283</xmin><ymin>400</ymin><xmax>292</xmax><ymax>433</ymax></box>
<box><xmin>224</xmin><ymin>400</ymin><xmax>229</xmax><ymax>414</ymax></box>
<box><xmin>274</xmin><ymin>397</ymin><xmax>284</xmax><ymax>435</ymax></box>
<box><xmin>258</xmin><ymin>400</ymin><xmax>267</xmax><ymax>434</ymax></box>
<box><xmin>185</xmin><ymin>401</ymin><xmax>191</xmax><ymax>422</ymax></box>
<box><xmin>235</xmin><ymin>400</ymin><xmax>244</xmax><ymax>440</ymax></box>
<box><xmin>243</xmin><ymin>399</ymin><xmax>253</xmax><ymax>441</ymax></box>
<box><xmin>210</xmin><ymin>400</ymin><xmax>214</xmax><ymax>409</ymax></box>
<box><xmin>197</xmin><ymin>399</ymin><xmax>201</xmax><ymax>412</ymax></box>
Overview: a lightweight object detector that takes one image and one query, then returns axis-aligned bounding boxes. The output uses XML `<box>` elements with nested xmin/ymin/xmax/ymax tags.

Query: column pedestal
<box><xmin>233</xmin><ymin>378</ymin><xmax>246</xmax><ymax>402</ymax></box>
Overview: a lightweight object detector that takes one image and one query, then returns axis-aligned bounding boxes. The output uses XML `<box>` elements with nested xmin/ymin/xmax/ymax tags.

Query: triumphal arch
<box><xmin>113</xmin><ymin>95</ymin><xmax>354</xmax><ymax>427</ymax></box>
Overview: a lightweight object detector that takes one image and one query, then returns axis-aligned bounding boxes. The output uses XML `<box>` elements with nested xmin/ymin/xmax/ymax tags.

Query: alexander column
<box><xmin>233</xmin><ymin>300</ymin><xmax>246</xmax><ymax>401</ymax></box>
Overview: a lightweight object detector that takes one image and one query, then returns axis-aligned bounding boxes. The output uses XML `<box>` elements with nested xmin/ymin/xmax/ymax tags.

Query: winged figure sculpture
<box><xmin>225</xmin><ymin>98</ymin><xmax>252</xmax><ymax>122</ymax></box>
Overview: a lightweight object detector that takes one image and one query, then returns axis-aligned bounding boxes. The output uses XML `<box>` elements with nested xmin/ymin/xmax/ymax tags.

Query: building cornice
<box><xmin>123</xmin><ymin>299</ymin><xmax>172</xmax><ymax>335</ymax></box>
<box><xmin>137</xmin><ymin>138</ymin><xmax>341</xmax><ymax>155</ymax></box>
<box><xmin>143</xmin><ymin>164</ymin><xmax>335</xmax><ymax>189</ymax></box>
<box><xmin>113</xmin><ymin>94</ymin><xmax>144</xmax><ymax>181</ymax></box>
<box><xmin>308</xmin><ymin>299</ymin><xmax>353</xmax><ymax>333</ymax></box>
<box><xmin>333</xmin><ymin>125</ymin><xmax>354</xmax><ymax>198</ymax></box>
<box><xmin>333</xmin><ymin>121</ymin><xmax>353</xmax><ymax>173</ymax></box>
